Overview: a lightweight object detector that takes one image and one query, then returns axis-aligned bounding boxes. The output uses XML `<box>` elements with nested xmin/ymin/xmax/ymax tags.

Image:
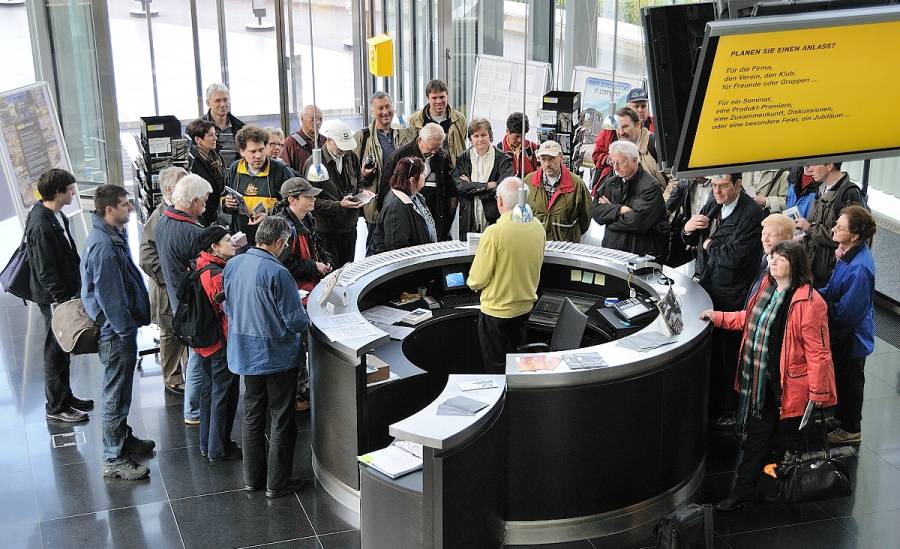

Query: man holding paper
<box><xmin>467</xmin><ymin>177</ymin><xmax>546</xmax><ymax>374</ymax></box>
<box><xmin>303</xmin><ymin>120</ymin><xmax>375</xmax><ymax>268</ymax></box>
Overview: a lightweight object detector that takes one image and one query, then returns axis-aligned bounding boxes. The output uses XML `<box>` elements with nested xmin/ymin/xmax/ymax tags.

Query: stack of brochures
<box><xmin>436</xmin><ymin>396</ymin><xmax>489</xmax><ymax>416</ymax></box>
<box><xmin>561</xmin><ymin>352</ymin><xmax>608</xmax><ymax>370</ymax></box>
<box><xmin>357</xmin><ymin>440</ymin><xmax>424</xmax><ymax>479</ymax></box>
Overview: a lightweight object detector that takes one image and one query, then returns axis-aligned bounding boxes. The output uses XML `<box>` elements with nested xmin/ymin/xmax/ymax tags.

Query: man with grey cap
<box><xmin>303</xmin><ymin>120</ymin><xmax>374</xmax><ymax>268</ymax></box>
<box><xmin>524</xmin><ymin>140</ymin><xmax>592</xmax><ymax>243</ymax></box>
<box><xmin>272</xmin><ymin>177</ymin><xmax>332</xmax><ymax>411</ymax></box>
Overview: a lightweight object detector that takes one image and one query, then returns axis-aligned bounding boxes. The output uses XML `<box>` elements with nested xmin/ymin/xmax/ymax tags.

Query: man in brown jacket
<box><xmin>139</xmin><ymin>166</ymin><xmax>188</xmax><ymax>394</ymax></box>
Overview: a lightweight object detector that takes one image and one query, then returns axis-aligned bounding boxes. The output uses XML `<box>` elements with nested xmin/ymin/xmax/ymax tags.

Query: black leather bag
<box><xmin>655</xmin><ymin>503</ymin><xmax>714</xmax><ymax>549</ymax></box>
<box><xmin>776</xmin><ymin>411</ymin><xmax>851</xmax><ymax>503</ymax></box>
<box><xmin>0</xmin><ymin>222</ymin><xmax>33</xmax><ymax>302</ymax></box>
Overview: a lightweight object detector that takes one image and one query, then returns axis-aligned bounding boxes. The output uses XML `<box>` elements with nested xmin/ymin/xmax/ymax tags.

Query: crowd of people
<box><xmin>22</xmin><ymin>78</ymin><xmax>877</xmax><ymax>510</ymax></box>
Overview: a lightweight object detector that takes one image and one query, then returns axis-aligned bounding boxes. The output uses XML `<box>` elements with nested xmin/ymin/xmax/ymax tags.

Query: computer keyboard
<box><xmin>441</xmin><ymin>293</ymin><xmax>481</xmax><ymax>307</ymax></box>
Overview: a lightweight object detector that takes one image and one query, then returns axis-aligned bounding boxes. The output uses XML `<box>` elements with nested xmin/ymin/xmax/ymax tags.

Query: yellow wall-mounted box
<box><xmin>367</xmin><ymin>34</ymin><xmax>394</xmax><ymax>77</ymax></box>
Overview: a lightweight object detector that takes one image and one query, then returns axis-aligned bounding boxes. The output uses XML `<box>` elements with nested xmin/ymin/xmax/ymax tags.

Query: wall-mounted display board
<box><xmin>0</xmin><ymin>82</ymin><xmax>82</xmax><ymax>224</ymax></box>
<box><xmin>571</xmin><ymin>67</ymin><xmax>644</xmax><ymax>165</ymax></box>
<box><xmin>469</xmin><ymin>54</ymin><xmax>552</xmax><ymax>142</ymax></box>
<box><xmin>673</xmin><ymin>6</ymin><xmax>900</xmax><ymax>178</ymax></box>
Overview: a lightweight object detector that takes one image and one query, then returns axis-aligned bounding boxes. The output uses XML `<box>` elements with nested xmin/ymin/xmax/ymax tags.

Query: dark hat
<box><xmin>280</xmin><ymin>177</ymin><xmax>322</xmax><ymax>198</ymax></box>
<box><xmin>626</xmin><ymin>88</ymin><xmax>649</xmax><ymax>103</ymax></box>
<box><xmin>198</xmin><ymin>224</ymin><xmax>230</xmax><ymax>252</ymax></box>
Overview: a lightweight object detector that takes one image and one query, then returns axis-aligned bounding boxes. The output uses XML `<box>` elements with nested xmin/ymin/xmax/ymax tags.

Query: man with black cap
<box><xmin>272</xmin><ymin>177</ymin><xmax>332</xmax><ymax>411</ymax></box>
<box><xmin>590</xmin><ymin>87</ymin><xmax>657</xmax><ymax>195</ymax></box>
<box><xmin>625</xmin><ymin>88</ymin><xmax>654</xmax><ymax>133</ymax></box>
<box><xmin>193</xmin><ymin>224</ymin><xmax>241</xmax><ymax>462</ymax></box>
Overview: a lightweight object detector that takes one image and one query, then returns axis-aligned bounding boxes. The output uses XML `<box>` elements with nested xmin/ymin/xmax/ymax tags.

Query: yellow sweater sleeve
<box><xmin>466</xmin><ymin>228</ymin><xmax>496</xmax><ymax>291</ymax></box>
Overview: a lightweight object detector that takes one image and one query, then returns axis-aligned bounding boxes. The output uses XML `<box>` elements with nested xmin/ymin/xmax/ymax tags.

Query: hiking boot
<box><xmin>70</xmin><ymin>396</ymin><xmax>95</xmax><ymax>411</ymax></box>
<box><xmin>209</xmin><ymin>444</ymin><xmax>243</xmax><ymax>463</ymax></box>
<box><xmin>103</xmin><ymin>458</ymin><xmax>150</xmax><ymax>481</ymax></box>
<box><xmin>46</xmin><ymin>407</ymin><xmax>89</xmax><ymax>423</ymax></box>
<box><xmin>184</xmin><ymin>417</ymin><xmax>200</xmax><ymax>426</ymax></box>
<box><xmin>124</xmin><ymin>435</ymin><xmax>156</xmax><ymax>456</ymax></box>
<box><xmin>828</xmin><ymin>428</ymin><xmax>861</xmax><ymax>444</ymax></box>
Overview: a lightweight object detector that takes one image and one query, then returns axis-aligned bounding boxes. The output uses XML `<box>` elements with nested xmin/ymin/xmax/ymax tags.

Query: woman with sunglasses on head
<box><xmin>369</xmin><ymin>156</ymin><xmax>437</xmax><ymax>255</ymax></box>
<box><xmin>700</xmin><ymin>240</ymin><xmax>836</xmax><ymax>511</ymax></box>
<box><xmin>820</xmin><ymin>205</ymin><xmax>876</xmax><ymax>445</ymax></box>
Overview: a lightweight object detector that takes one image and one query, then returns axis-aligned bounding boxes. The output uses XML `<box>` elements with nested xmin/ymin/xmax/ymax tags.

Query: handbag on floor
<box><xmin>776</xmin><ymin>410</ymin><xmax>852</xmax><ymax>503</ymax></box>
<box><xmin>655</xmin><ymin>502</ymin><xmax>714</xmax><ymax>549</ymax></box>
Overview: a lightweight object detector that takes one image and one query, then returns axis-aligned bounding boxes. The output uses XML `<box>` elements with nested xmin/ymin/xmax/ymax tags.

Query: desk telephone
<box><xmin>612</xmin><ymin>297</ymin><xmax>657</xmax><ymax>323</ymax></box>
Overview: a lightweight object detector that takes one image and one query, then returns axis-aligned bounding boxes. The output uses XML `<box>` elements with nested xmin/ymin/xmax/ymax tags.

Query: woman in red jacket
<box><xmin>700</xmin><ymin>240</ymin><xmax>836</xmax><ymax>511</ymax></box>
<box><xmin>195</xmin><ymin>225</ymin><xmax>241</xmax><ymax>462</ymax></box>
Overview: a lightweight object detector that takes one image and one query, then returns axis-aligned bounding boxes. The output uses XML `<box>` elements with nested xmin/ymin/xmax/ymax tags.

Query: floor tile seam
<box><xmin>235</xmin><ymin>534</ymin><xmax>319</xmax><ymax>549</ymax></box>
<box><xmin>38</xmin><ymin>500</ymin><xmax>161</xmax><ymax>524</ymax></box>
<box><xmin>124</xmin><ymin>417</ymin><xmax>186</xmax><ymax>548</ymax></box>
<box><xmin>828</xmin><ymin>515</ymin><xmax>859</xmax><ymax>538</ymax></box>
<box><xmin>295</xmin><ymin>489</ymin><xmax>323</xmax><ymax>542</ymax></box>
<box><xmin>717</xmin><ymin>516</ymin><xmax>838</xmax><ymax>538</ymax></box>
<box><xmin>167</xmin><ymin>486</ymin><xmax>247</xmax><ymax>503</ymax></box>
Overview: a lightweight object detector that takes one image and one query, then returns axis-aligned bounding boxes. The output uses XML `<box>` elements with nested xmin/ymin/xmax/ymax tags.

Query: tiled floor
<box><xmin>0</xmin><ymin>289</ymin><xmax>898</xmax><ymax>548</ymax></box>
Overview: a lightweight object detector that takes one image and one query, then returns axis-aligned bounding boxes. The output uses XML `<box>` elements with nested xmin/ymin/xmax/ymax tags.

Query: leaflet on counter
<box><xmin>358</xmin><ymin>440</ymin><xmax>423</xmax><ymax>479</ymax></box>
<box><xmin>315</xmin><ymin>312</ymin><xmax>386</xmax><ymax>342</ymax></box>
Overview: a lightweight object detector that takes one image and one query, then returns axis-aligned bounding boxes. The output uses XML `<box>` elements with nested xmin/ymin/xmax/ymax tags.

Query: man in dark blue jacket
<box><xmin>684</xmin><ymin>173</ymin><xmax>764</xmax><ymax>431</ymax></box>
<box><xmin>25</xmin><ymin>169</ymin><xmax>93</xmax><ymax>423</ymax></box>
<box><xmin>225</xmin><ymin>215</ymin><xmax>309</xmax><ymax>498</ymax></box>
<box><xmin>81</xmin><ymin>184</ymin><xmax>154</xmax><ymax>481</ymax></box>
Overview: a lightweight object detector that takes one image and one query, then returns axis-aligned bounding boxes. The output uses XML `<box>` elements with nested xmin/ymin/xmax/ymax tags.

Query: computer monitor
<box><xmin>442</xmin><ymin>267</ymin><xmax>468</xmax><ymax>292</ymax></box>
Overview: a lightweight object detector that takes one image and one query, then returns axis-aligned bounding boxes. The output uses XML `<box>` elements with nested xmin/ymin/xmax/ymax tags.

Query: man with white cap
<box><xmin>303</xmin><ymin>120</ymin><xmax>374</xmax><ymax>268</ymax></box>
<box><xmin>524</xmin><ymin>140</ymin><xmax>592</xmax><ymax>243</ymax></box>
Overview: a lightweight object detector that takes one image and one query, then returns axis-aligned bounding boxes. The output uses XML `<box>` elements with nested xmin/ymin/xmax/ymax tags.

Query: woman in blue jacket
<box><xmin>819</xmin><ymin>205</ymin><xmax>876</xmax><ymax>444</ymax></box>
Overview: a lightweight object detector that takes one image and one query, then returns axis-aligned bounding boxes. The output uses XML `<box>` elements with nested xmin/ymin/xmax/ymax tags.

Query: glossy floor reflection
<box><xmin>0</xmin><ymin>293</ymin><xmax>898</xmax><ymax>548</ymax></box>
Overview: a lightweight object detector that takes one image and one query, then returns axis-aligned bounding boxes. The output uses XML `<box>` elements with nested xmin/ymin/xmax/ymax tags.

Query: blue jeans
<box><xmin>184</xmin><ymin>349</ymin><xmax>202</xmax><ymax>420</ymax></box>
<box><xmin>198</xmin><ymin>349</ymin><xmax>239</xmax><ymax>458</ymax></box>
<box><xmin>99</xmin><ymin>333</ymin><xmax>138</xmax><ymax>462</ymax></box>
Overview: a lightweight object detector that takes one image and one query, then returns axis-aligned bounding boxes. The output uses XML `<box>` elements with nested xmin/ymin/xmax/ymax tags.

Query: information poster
<box><xmin>571</xmin><ymin>67</ymin><xmax>644</xmax><ymax>162</ymax></box>
<box><xmin>469</xmin><ymin>55</ymin><xmax>551</xmax><ymax>141</ymax></box>
<box><xmin>0</xmin><ymin>82</ymin><xmax>80</xmax><ymax>220</ymax></box>
<box><xmin>686</xmin><ymin>18</ymin><xmax>900</xmax><ymax>171</ymax></box>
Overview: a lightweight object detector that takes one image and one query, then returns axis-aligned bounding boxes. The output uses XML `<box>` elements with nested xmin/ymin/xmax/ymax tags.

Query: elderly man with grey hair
<box><xmin>380</xmin><ymin>122</ymin><xmax>457</xmax><ymax>241</ymax></box>
<box><xmin>140</xmin><ymin>166</ymin><xmax>189</xmax><ymax>394</ymax></box>
<box><xmin>281</xmin><ymin>104</ymin><xmax>325</xmax><ymax>173</ymax></box>
<box><xmin>355</xmin><ymin>91</ymin><xmax>413</xmax><ymax>251</ymax></box>
<box><xmin>467</xmin><ymin>177</ymin><xmax>546</xmax><ymax>374</ymax></box>
<box><xmin>591</xmin><ymin>139</ymin><xmax>666</xmax><ymax>257</ymax></box>
<box><xmin>224</xmin><ymin>215</ymin><xmax>309</xmax><ymax>498</ymax></box>
<box><xmin>156</xmin><ymin>174</ymin><xmax>213</xmax><ymax>424</ymax></box>
<box><xmin>201</xmin><ymin>83</ymin><xmax>245</xmax><ymax>167</ymax></box>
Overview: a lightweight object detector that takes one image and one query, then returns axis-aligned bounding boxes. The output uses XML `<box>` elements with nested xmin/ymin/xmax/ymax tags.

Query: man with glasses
<box><xmin>684</xmin><ymin>173</ymin><xmax>764</xmax><ymax>432</ymax></box>
<box><xmin>591</xmin><ymin>140</ymin><xmax>666</xmax><ymax>256</ymax></box>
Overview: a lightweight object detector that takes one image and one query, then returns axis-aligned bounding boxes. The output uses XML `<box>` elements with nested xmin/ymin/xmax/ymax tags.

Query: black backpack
<box><xmin>173</xmin><ymin>264</ymin><xmax>223</xmax><ymax>349</ymax></box>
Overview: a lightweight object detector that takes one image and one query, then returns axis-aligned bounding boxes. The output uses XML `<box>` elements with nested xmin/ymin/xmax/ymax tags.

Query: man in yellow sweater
<box><xmin>467</xmin><ymin>177</ymin><xmax>546</xmax><ymax>373</ymax></box>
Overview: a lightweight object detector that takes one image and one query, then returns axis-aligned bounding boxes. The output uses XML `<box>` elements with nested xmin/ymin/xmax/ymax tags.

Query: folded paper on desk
<box><xmin>458</xmin><ymin>379</ymin><xmax>499</xmax><ymax>391</ymax></box>
<box><xmin>515</xmin><ymin>355</ymin><xmax>561</xmax><ymax>372</ymax></box>
<box><xmin>315</xmin><ymin>312</ymin><xmax>386</xmax><ymax>342</ymax></box>
<box><xmin>358</xmin><ymin>441</ymin><xmax>423</xmax><ymax>479</ymax></box>
<box><xmin>373</xmin><ymin>322</ymin><xmax>415</xmax><ymax>340</ymax></box>
<box><xmin>437</xmin><ymin>395</ymin><xmax>489</xmax><ymax>416</ymax></box>
<box><xmin>561</xmin><ymin>352</ymin><xmax>608</xmax><ymax>370</ymax></box>
<box><xmin>617</xmin><ymin>331</ymin><xmax>677</xmax><ymax>352</ymax></box>
<box><xmin>361</xmin><ymin>305</ymin><xmax>409</xmax><ymax>325</ymax></box>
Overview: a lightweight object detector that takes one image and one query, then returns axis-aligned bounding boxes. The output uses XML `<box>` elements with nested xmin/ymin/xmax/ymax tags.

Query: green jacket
<box><xmin>404</xmin><ymin>106</ymin><xmax>467</xmax><ymax>168</ymax></box>
<box><xmin>525</xmin><ymin>167</ymin><xmax>592</xmax><ymax>243</ymax></box>
<box><xmin>354</xmin><ymin>122</ymin><xmax>413</xmax><ymax>224</ymax></box>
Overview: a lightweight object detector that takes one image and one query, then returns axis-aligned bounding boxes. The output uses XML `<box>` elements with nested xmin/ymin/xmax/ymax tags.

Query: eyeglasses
<box><xmin>610</xmin><ymin>159</ymin><xmax>634</xmax><ymax>167</ymax></box>
<box><xmin>833</xmin><ymin>225</ymin><xmax>849</xmax><ymax>232</ymax></box>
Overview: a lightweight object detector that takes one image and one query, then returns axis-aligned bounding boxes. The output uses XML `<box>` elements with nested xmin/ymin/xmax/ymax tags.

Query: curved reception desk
<box><xmin>306</xmin><ymin>241</ymin><xmax>713</xmax><ymax>547</ymax></box>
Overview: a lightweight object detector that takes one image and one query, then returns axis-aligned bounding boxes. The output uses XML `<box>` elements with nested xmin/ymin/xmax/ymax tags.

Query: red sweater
<box><xmin>194</xmin><ymin>251</ymin><xmax>228</xmax><ymax>358</ymax></box>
